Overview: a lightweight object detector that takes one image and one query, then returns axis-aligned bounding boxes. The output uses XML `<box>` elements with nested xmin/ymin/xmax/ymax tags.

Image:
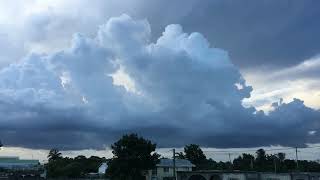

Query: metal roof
<box><xmin>0</xmin><ymin>156</ymin><xmax>39</xmax><ymax>164</ymax></box>
<box><xmin>157</xmin><ymin>159</ymin><xmax>195</xmax><ymax>167</ymax></box>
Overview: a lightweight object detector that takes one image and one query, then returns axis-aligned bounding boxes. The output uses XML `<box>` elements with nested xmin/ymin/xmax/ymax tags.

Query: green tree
<box><xmin>176</xmin><ymin>152</ymin><xmax>185</xmax><ymax>159</ymax></box>
<box><xmin>233</xmin><ymin>153</ymin><xmax>254</xmax><ymax>171</ymax></box>
<box><xmin>255</xmin><ymin>149</ymin><xmax>266</xmax><ymax>171</ymax></box>
<box><xmin>277</xmin><ymin>152</ymin><xmax>286</xmax><ymax>162</ymax></box>
<box><xmin>48</xmin><ymin>149</ymin><xmax>62</xmax><ymax>162</ymax></box>
<box><xmin>107</xmin><ymin>133</ymin><xmax>160</xmax><ymax>180</ymax></box>
<box><xmin>46</xmin><ymin>152</ymin><xmax>105</xmax><ymax>178</ymax></box>
<box><xmin>184</xmin><ymin>144</ymin><xmax>207</xmax><ymax>169</ymax></box>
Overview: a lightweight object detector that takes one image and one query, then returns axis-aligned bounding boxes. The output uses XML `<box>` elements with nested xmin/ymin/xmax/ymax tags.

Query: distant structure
<box><xmin>177</xmin><ymin>170</ymin><xmax>320</xmax><ymax>180</ymax></box>
<box><xmin>86</xmin><ymin>162</ymin><xmax>108</xmax><ymax>178</ymax></box>
<box><xmin>146</xmin><ymin>158</ymin><xmax>195</xmax><ymax>180</ymax></box>
<box><xmin>98</xmin><ymin>162</ymin><xmax>108</xmax><ymax>174</ymax></box>
<box><xmin>0</xmin><ymin>156</ymin><xmax>40</xmax><ymax>170</ymax></box>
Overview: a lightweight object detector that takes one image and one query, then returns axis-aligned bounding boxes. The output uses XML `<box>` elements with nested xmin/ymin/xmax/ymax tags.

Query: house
<box><xmin>0</xmin><ymin>156</ymin><xmax>40</xmax><ymax>170</ymax></box>
<box><xmin>146</xmin><ymin>158</ymin><xmax>195</xmax><ymax>180</ymax></box>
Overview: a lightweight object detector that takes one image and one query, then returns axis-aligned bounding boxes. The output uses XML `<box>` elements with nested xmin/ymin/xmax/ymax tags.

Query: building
<box><xmin>98</xmin><ymin>162</ymin><xmax>108</xmax><ymax>174</ymax></box>
<box><xmin>177</xmin><ymin>171</ymin><xmax>320</xmax><ymax>180</ymax></box>
<box><xmin>86</xmin><ymin>162</ymin><xmax>109</xmax><ymax>178</ymax></box>
<box><xmin>146</xmin><ymin>158</ymin><xmax>195</xmax><ymax>180</ymax></box>
<box><xmin>0</xmin><ymin>156</ymin><xmax>40</xmax><ymax>170</ymax></box>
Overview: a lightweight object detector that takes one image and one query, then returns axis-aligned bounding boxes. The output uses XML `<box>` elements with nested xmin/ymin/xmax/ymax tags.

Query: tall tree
<box><xmin>46</xmin><ymin>149</ymin><xmax>64</xmax><ymax>178</ymax></box>
<box><xmin>277</xmin><ymin>152</ymin><xmax>286</xmax><ymax>172</ymax></box>
<box><xmin>107</xmin><ymin>133</ymin><xmax>160</xmax><ymax>180</ymax></box>
<box><xmin>233</xmin><ymin>153</ymin><xmax>255</xmax><ymax>171</ymax></box>
<box><xmin>255</xmin><ymin>149</ymin><xmax>266</xmax><ymax>171</ymax></box>
<box><xmin>277</xmin><ymin>152</ymin><xmax>286</xmax><ymax>162</ymax></box>
<box><xmin>256</xmin><ymin>149</ymin><xmax>266</xmax><ymax>161</ymax></box>
<box><xmin>176</xmin><ymin>152</ymin><xmax>185</xmax><ymax>159</ymax></box>
<box><xmin>48</xmin><ymin>149</ymin><xmax>62</xmax><ymax>162</ymax></box>
<box><xmin>184</xmin><ymin>144</ymin><xmax>207</xmax><ymax>169</ymax></box>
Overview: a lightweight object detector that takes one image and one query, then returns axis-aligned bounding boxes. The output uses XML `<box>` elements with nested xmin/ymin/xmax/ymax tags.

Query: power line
<box><xmin>202</xmin><ymin>146</ymin><xmax>320</xmax><ymax>154</ymax></box>
<box><xmin>202</xmin><ymin>147</ymin><xmax>295</xmax><ymax>153</ymax></box>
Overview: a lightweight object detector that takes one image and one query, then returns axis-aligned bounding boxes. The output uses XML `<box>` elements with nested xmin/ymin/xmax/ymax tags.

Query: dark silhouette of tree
<box><xmin>184</xmin><ymin>144</ymin><xmax>207</xmax><ymax>170</ymax></box>
<box><xmin>275</xmin><ymin>152</ymin><xmax>286</xmax><ymax>172</ymax></box>
<box><xmin>46</xmin><ymin>149</ymin><xmax>106</xmax><ymax>178</ymax></box>
<box><xmin>107</xmin><ymin>133</ymin><xmax>160</xmax><ymax>180</ymax></box>
<box><xmin>277</xmin><ymin>152</ymin><xmax>286</xmax><ymax>162</ymax></box>
<box><xmin>255</xmin><ymin>149</ymin><xmax>267</xmax><ymax>171</ymax></box>
<box><xmin>48</xmin><ymin>149</ymin><xmax>62</xmax><ymax>162</ymax></box>
<box><xmin>256</xmin><ymin>149</ymin><xmax>266</xmax><ymax>161</ymax></box>
<box><xmin>233</xmin><ymin>153</ymin><xmax>254</xmax><ymax>171</ymax></box>
<box><xmin>176</xmin><ymin>152</ymin><xmax>185</xmax><ymax>159</ymax></box>
<box><xmin>44</xmin><ymin>143</ymin><xmax>320</xmax><ymax>177</ymax></box>
<box><xmin>204</xmin><ymin>158</ymin><xmax>217</xmax><ymax>170</ymax></box>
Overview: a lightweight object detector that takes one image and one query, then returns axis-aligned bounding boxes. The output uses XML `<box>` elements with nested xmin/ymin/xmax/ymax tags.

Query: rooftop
<box><xmin>0</xmin><ymin>156</ymin><xmax>39</xmax><ymax>164</ymax></box>
<box><xmin>157</xmin><ymin>159</ymin><xmax>195</xmax><ymax>167</ymax></box>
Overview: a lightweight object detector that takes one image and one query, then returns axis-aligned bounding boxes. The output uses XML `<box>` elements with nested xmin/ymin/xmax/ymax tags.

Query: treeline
<box><xmin>45</xmin><ymin>134</ymin><xmax>320</xmax><ymax>179</ymax></box>
<box><xmin>46</xmin><ymin>134</ymin><xmax>159</xmax><ymax>179</ymax></box>
<box><xmin>178</xmin><ymin>145</ymin><xmax>320</xmax><ymax>172</ymax></box>
<box><xmin>46</xmin><ymin>149</ymin><xmax>107</xmax><ymax>178</ymax></box>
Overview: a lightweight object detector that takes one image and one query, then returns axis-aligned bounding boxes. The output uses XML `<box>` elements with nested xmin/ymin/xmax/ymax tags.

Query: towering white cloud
<box><xmin>0</xmin><ymin>15</ymin><xmax>319</xmax><ymax>149</ymax></box>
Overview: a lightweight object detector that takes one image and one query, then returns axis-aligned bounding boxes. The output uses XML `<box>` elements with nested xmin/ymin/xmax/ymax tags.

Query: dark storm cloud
<box><xmin>133</xmin><ymin>0</ymin><xmax>320</xmax><ymax>68</ymax></box>
<box><xmin>3</xmin><ymin>0</ymin><xmax>318</xmax><ymax>69</ymax></box>
<box><xmin>0</xmin><ymin>15</ymin><xmax>319</xmax><ymax>150</ymax></box>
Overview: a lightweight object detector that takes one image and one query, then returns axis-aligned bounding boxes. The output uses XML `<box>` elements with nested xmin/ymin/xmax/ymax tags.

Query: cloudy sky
<box><xmin>0</xmin><ymin>0</ymin><xmax>320</xmax><ymax>160</ymax></box>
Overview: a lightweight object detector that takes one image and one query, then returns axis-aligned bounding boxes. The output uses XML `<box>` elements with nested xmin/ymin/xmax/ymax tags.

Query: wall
<box><xmin>260</xmin><ymin>173</ymin><xmax>291</xmax><ymax>180</ymax></box>
<box><xmin>222</xmin><ymin>173</ymin><xmax>247</xmax><ymax>180</ymax></box>
<box><xmin>292</xmin><ymin>174</ymin><xmax>309</xmax><ymax>180</ymax></box>
<box><xmin>146</xmin><ymin>166</ymin><xmax>192</xmax><ymax>180</ymax></box>
<box><xmin>178</xmin><ymin>171</ymin><xmax>320</xmax><ymax>180</ymax></box>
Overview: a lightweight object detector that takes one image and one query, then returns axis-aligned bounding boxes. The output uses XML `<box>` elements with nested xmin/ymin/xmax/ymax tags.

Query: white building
<box><xmin>98</xmin><ymin>162</ymin><xmax>108</xmax><ymax>174</ymax></box>
<box><xmin>0</xmin><ymin>156</ymin><xmax>40</xmax><ymax>170</ymax></box>
<box><xmin>146</xmin><ymin>159</ymin><xmax>195</xmax><ymax>180</ymax></box>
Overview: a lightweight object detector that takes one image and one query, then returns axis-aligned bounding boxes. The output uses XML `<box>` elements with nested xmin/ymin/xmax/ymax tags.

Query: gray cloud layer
<box><xmin>1</xmin><ymin>0</ymin><xmax>319</xmax><ymax>69</ymax></box>
<box><xmin>0</xmin><ymin>15</ymin><xmax>319</xmax><ymax>150</ymax></box>
<box><xmin>137</xmin><ymin>0</ymin><xmax>320</xmax><ymax>68</ymax></box>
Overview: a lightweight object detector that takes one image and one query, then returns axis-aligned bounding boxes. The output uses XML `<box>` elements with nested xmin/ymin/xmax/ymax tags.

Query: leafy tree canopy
<box><xmin>184</xmin><ymin>144</ymin><xmax>207</xmax><ymax>166</ymax></box>
<box><xmin>107</xmin><ymin>133</ymin><xmax>160</xmax><ymax>180</ymax></box>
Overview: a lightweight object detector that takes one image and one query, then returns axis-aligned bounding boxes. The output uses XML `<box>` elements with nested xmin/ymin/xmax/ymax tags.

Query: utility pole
<box><xmin>273</xmin><ymin>157</ymin><xmax>277</xmax><ymax>173</ymax></box>
<box><xmin>173</xmin><ymin>148</ymin><xmax>176</xmax><ymax>180</ymax></box>
<box><xmin>295</xmin><ymin>147</ymin><xmax>299</xmax><ymax>171</ymax></box>
<box><xmin>250</xmin><ymin>156</ymin><xmax>254</xmax><ymax>170</ymax></box>
<box><xmin>228</xmin><ymin>153</ymin><xmax>232</xmax><ymax>170</ymax></box>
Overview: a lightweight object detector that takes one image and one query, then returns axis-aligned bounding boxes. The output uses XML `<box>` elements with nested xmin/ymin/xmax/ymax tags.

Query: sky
<box><xmin>0</xmin><ymin>0</ymin><xmax>319</xmax><ymax>161</ymax></box>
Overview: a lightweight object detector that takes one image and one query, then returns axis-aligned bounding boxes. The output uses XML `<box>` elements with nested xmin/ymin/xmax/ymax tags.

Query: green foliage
<box><xmin>180</xmin><ymin>145</ymin><xmax>320</xmax><ymax>172</ymax></box>
<box><xmin>45</xmin><ymin>149</ymin><xmax>106</xmax><ymax>178</ymax></box>
<box><xmin>45</xmin><ymin>141</ymin><xmax>320</xmax><ymax>178</ymax></box>
<box><xmin>48</xmin><ymin>149</ymin><xmax>62</xmax><ymax>162</ymax></box>
<box><xmin>176</xmin><ymin>152</ymin><xmax>185</xmax><ymax>159</ymax></box>
<box><xmin>233</xmin><ymin>153</ymin><xmax>254</xmax><ymax>171</ymax></box>
<box><xmin>107</xmin><ymin>133</ymin><xmax>160</xmax><ymax>180</ymax></box>
<box><xmin>184</xmin><ymin>144</ymin><xmax>207</xmax><ymax>169</ymax></box>
<box><xmin>232</xmin><ymin>149</ymin><xmax>320</xmax><ymax>172</ymax></box>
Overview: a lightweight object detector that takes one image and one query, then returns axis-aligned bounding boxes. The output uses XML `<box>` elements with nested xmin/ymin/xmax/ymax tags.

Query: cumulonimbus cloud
<box><xmin>0</xmin><ymin>15</ymin><xmax>319</xmax><ymax>149</ymax></box>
